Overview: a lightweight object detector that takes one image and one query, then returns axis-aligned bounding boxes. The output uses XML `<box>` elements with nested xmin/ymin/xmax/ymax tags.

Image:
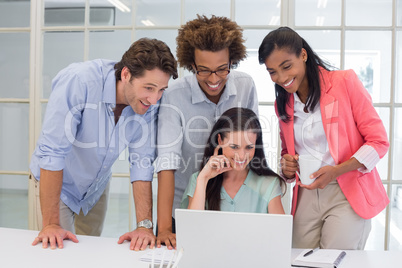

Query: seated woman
<box><xmin>181</xmin><ymin>107</ymin><xmax>285</xmax><ymax>214</ymax></box>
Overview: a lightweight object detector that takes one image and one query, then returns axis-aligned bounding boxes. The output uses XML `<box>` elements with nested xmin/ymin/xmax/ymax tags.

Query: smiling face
<box><xmin>116</xmin><ymin>67</ymin><xmax>170</xmax><ymax>115</ymax></box>
<box><xmin>218</xmin><ymin>131</ymin><xmax>257</xmax><ymax>171</ymax></box>
<box><xmin>264</xmin><ymin>48</ymin><xmax>309</xmax><ymax>99</ymax></box>
<box><xmin>193</xmin><ymin>48</ymin><xmax>230</xmax><ymax>104</ymax></box>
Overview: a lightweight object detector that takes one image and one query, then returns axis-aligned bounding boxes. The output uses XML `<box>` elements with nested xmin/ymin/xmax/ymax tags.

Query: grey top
<box><xmin>154</xmin><ymin>71</ymin><xmax>259</xmax><ymax>217</ymax></box>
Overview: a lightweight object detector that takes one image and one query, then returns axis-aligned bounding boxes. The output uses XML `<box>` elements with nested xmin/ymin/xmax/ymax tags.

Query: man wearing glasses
<box><xmin>154</xmin><ymin>15</ymin><xmax>259</xmax><ymax>249</ymax></box>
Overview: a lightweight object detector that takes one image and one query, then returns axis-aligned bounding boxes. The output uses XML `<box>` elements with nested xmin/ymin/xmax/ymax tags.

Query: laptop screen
<box><xmin>175</xmin><ymin>209</ymin><xmax>293</xmax><ymax>268</ymax></box>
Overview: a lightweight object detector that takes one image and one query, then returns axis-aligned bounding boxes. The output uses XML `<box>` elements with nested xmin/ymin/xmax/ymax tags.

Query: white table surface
<box><xmin>1</xmin><ymin>227</ymin><xmax>401</xmax><ymax>268</ymax></box>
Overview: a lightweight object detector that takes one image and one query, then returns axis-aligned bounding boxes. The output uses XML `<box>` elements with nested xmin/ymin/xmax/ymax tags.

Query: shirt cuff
<box><xmin>39</xmin><ymin>155</ymin><xmax>66</xmax><ymax>171</ymax></box>
<box><xmin>352</xmin><ymin>145</ymin><xmax>380</xmax><ymax>173</ymax></box>
<box><xmin>129</xmin><ymin>163</ymin><xmax>154</xmax><ymax>182</ymax></box>
<box><xmin>154</xmin><ymin>152</ymin><xmax>181</xmax><ymax>173</ymax></box>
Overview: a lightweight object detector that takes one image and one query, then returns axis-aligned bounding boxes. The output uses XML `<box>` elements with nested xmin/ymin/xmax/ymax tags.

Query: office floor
<box><xmin>1</xmin><ymin>189</ymin><xmax>401</xmax><ymax>250</ymax></box>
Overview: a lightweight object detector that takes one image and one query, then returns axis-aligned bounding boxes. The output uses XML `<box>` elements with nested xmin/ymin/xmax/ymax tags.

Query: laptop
<box><xmin>175</xmin><ymin>209</ymin><xmax>293</xmax><ymax>268</ymax></box>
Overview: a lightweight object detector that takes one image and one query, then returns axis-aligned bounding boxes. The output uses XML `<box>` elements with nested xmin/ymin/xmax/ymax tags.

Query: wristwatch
<box><xmin>137</xmin><ymin>219</ymin><xmax>153</xmax><ymax>229</ymax></box>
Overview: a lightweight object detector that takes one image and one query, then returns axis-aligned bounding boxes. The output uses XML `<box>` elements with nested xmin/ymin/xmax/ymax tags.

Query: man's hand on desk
<box><xmin>32</xmin><ymin>224</ymin><xmax>78</xmax><ymax>249</ymax></box>
<box><xmin>156</xmin><ymin>230</ymin><xmax>176</xmax><ymax>250</ymax></box>
<box><xmin>117</xmin><ymin>227</ymin><xmax>156</xmax><ymax>251</ymax></box>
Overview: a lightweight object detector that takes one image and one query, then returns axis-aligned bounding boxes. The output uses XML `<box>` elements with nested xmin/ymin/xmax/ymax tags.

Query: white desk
<box><xmin>1</xmin><ymin>227</ymin><xmax>401</xmax><ymax>268</ymax></box>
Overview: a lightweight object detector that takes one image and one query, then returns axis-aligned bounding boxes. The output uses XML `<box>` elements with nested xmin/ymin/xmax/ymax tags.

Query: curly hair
<box><xmin>176</xmin><ymin>14</ymin><xmax>247</xmax><ymax>72</ymax></box>
<box><xmin>115</xmin><ymin>38</ymin><xmax>178</xmax><ymax>81</ymax></box>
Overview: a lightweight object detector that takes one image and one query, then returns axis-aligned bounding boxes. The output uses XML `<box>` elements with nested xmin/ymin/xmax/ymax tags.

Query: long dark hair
<box><xmin>258</xmin><ymin>27</ymin><xmax>333</xmax><ymax>122</ymax></box>
<box><xmin>201</xmin><ymin>107</ymin><xmax>284</xmax><ymax>211</ymax></box>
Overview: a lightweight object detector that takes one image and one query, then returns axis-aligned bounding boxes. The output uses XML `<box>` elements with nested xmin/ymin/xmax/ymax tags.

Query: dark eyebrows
<box><xmin>229</xmin><ymin>143</ymin><xmax>255</xmax><ymax>147</ymax></box>
<box><xmin>144</xmin><ymin>82</ymin><xmax>168</xmax><ymax>90</ymax></box>
<box><xmin>144</xmin><ymin>82</ymin><xmax>157</xmax><ymax>87</ymax></box>
<box><xmin>266</xmin><ymin>59</ymin><xmax>291</xmax><ymax>71</ymax></box>
<box><xmin>197</xmin><ymin>63</ymin><xmax>229</xmax><ymax>70</ymax></box>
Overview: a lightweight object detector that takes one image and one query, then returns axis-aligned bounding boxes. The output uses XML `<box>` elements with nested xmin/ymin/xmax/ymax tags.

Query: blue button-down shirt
<box><xmin>30</xmin><ymin>59</ymin><xmax>157</xmax><ymax>215</ymax></box>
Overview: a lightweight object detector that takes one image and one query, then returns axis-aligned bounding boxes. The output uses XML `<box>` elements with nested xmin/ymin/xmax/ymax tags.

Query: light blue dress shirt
<box><xmin>181</xmin><ymin>170</ymin><xmax>282</xmax><ymax>213</ymax></box>
<box><xmin>30</xmin><ymin>59</ymin><xmax>157</xmax><ymax>215</ymax></box>
<box><xmin>154</xmin><ymin>71</ymin><xmax>259</xmax><ymax>217</ymax></box>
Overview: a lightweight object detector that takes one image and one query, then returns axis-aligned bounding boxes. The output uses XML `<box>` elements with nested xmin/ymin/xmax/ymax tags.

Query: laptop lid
<box><xmin>175</xmin><ymin>209</ymin><xmax>293</xmax><ymax>268</ymax></box>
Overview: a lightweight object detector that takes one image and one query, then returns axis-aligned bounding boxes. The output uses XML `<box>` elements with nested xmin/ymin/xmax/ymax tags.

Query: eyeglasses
<box><xmin>194</xmin><ymin>64</ymin><xmax>231</xmax><ymax>78</ymax></box>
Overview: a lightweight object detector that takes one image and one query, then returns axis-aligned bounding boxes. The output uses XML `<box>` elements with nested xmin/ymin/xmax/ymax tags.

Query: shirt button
<box><xmin>230</xmin><ymin>201</ymin><xmax>234</xmax><ymax>205</ymax></box>
<box><xmin>110</xmin><ymin>149</ymin><xmax>113</xmax><ymax>153</ymax></box>
<box><xmin>103</xmin><ymin>166</ymin><xmax>107</xmax><ymax>169</ymax></box>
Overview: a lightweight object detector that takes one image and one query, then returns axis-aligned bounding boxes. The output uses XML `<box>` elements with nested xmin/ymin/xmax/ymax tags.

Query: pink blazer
<box><xmin>276</xmin><ymin>68</ymin><xmax>389</xmax><ymax>219</ymax></box>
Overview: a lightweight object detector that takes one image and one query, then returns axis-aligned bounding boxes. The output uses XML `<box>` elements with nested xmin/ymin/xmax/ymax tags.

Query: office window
<box><xmin>42</xmin><ymin>32</ymin><xmax>85</xmax><ymax>98</ymax></box>
<box><xmin>297</xmin><ymin>30</ymin><xmax>341</xmax><ymax>68</ymax></box>
<box><xmin>240</xmin><ymin>29</ymin><xmax>276</xmax><ymax>103</ymax></box>
<box><xmin>344</xmin><ymin>31</ymin><xmax>392</xmax><ymax>103</ymax></box>
<box><xmin>345</xmin><ymin>0</ymin><xmax>392</xmax><ymax>26</ymax></box>
<box><xmin>0</xmin><ymin>103</ymin><xmax>29</xmax><ymax>171</ymax></box>
<box><xmin>295</xmin><ymin>0</ymin><xmax>341</xmax><ymax>26</ymax></box>
<box><xmin>0</xmin><ymin>0</ymin><xmax>400</xmax><ymax>251</ymax></box>
<box><xmin>396</xmin><ymin>30</ymin><xmax>402</xmax><ymax>103</ymax></box>
<box><xmin>390</xmin><ymin>184</ymin><xmax>402</xmax><ymax>250</ymax></box>
<box><xmin>0</xmin><ymin>175</ymin><xmax>28</xmax><ymax>229</ymax></box>
<box><xmin>376</xmin><ymin>108</ymin><xmax>390</xmax><ymax>181</ymax></box>
<box><xmin>89</xmin><ymin>30</ymin><xmax>132</xmax><ymax>60</ymax></box>
<box><xmin>184</xmin><ymin>0</ymin><xmax>231</xmax><ymax>21</ymax></box>
<box><xmin>135</xmin><ymin>0</ymin><xmax>180</xmax><ymax>27</ymax></box>
<box><xmin>399</xmin><ymin>0</ymin><xmax>402</xmax><ymax>26</ymax></box>
<box><xmin>235</xmin><ymin>0</ymin><xmax>280</xmax><ymax>26</ymax></box>
<box><xmin>0</xmin><ymin>33</ymin><xmax>30</xmax><ymax>98</ymax></box>
<box><xmin>0</xmin><ymin>0</ymin><xmax>30</xmax><ymax>27</ymax></box>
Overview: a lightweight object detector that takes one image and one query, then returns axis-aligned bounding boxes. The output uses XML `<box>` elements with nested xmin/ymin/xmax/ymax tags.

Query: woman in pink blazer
<box><xmin>258</xmin><ymin>27</ymin><xmax>389</xmax><ymax>250</ymax></box>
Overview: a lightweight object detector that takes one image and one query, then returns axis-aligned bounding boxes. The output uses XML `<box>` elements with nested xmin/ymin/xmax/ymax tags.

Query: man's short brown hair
<box><xmin>115</xmin><ymin>38</ymin><xmax>178</xmax><ymax>81</ymax></box>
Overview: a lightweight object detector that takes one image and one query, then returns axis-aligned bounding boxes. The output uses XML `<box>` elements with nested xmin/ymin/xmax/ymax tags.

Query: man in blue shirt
<box><xmin>30</xmin><ymin>38</ymin><xmax>177</xmax><ymax>250</ymax></box>
<box><xmin>154</xmin><ymin>15</ymin><xmax>259</xmax><ymax>249</ymax></box>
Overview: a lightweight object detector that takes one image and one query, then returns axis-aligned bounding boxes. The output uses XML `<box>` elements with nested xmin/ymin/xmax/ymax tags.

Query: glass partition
<box><xmin>396</xmin><ymin>31</ymin><xmax>402</xmax><ymax>103</ymax></box>
<box><xmin>345</xmin><ymin>31</ymin><xmax>392</xmax><ymax>103</ymax></box>
<box><xmin>0</xmin><ymin>33</ymin><xmax>30</xmax><ymax>98</ymax></box>
<box><xmin>135</xmin><ymin>0</ymin><xmax>180</xmax><ymax>27</ymax></box>
<box><xmin>345</xmin><ymin>0</ymin><xmax>392</xmax><ymax>26</ymax></box>
<box><xmin>0</xmin><ymin>103</ymin><xmax>29</xmax><ymax>171</ymax></box>
<box><xmin>42</xmin><ymin>31</ymin><xmax>85</xmax><ymax>98</ymax></box>
<box><xmin>0</xmin><ymin>175</ymin><xmax>29</xmax><ymax>230</ymax></box>
<box><xmin>184</xmin><ymin>0</ymin><xmax>230</xmax><ymax>22</ymax></box>
<box><xmin>295</xmin><ymin>0</ymin><xmax>341</xmax><ymax>26</ymax></box>
<box><xmin>0</xmin><ymin>0</ymin><xmax>30</xmax><ymax>27</ymax></box>
<box><xmin>236</xmin><ymin>0</ymin><xmax>280</xmax><ymax>26</ymax></box>
<box><xmin>89</xmin><ymin>30</ymin><xmax>132</xmax><ymax>61</ymax></box>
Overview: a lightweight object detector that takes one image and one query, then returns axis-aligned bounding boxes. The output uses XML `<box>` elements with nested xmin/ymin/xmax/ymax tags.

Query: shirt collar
<box><xmin>190</xmin><ymin>73</ymin><xmax>237</xmax><ymax>105</ymax></box>
<box><xmin>293</xmin><ymin>92</ymin><xmax>320</xmax><ymax>114</ymax></box>
<box><xmin>293</xmin><ymin>92</ymin><xmax>303</xmax><ymax>104</ymax></box>
<box><xmin>103</xmin><ymin>68</ymin><xmax>117</xmax><ymax>107</ymax></box>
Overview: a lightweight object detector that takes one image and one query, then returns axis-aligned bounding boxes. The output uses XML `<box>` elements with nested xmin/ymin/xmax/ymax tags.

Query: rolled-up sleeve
<box><xmin>353</xmin><ymin>144</ymin><xmax>380</xmax><ymax>173</ymax></box>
